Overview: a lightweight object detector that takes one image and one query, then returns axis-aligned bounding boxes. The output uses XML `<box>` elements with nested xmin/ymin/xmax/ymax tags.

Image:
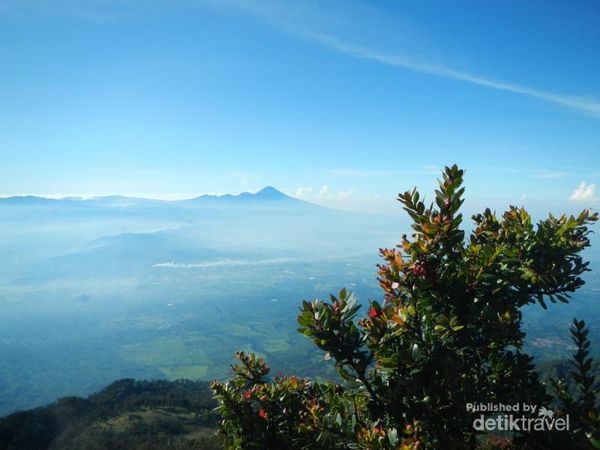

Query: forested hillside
<box><xmin>0</xmin><ymin>379</ymin><xmax>219</xmax><ymax>450</ymax></box>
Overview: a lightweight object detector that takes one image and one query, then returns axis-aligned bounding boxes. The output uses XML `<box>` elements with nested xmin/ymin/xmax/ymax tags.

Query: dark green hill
<box><xmin>0</xmin><ymin>379</ymin><xmax>220</xmax><ymax>450</ymax></box>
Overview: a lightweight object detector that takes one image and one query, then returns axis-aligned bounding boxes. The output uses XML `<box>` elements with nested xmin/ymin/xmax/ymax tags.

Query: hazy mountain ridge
<box><xmin>0</xmin><ymin>187</ymin><xmax>401</xmax><ymax>416</ymax></box>
<box><xmin>0</xmin><ymin>186</ymin><xmax>309</xmax><ymax>208</ymax></box>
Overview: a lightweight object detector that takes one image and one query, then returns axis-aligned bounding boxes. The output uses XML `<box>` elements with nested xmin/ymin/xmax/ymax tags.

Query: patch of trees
<box><xmin>0</xmin><ymin>379</ymin><xmax>218</xmax><ymax>450</ymax></box>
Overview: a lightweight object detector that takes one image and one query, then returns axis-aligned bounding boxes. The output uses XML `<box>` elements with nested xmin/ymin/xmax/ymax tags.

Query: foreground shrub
<box><xmin>212</xmin><ymin>165</ymin><xmax>598</xmax><ymax>449</ymax></box>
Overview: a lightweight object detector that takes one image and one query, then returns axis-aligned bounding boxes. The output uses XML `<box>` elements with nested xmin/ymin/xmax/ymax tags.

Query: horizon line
<box><xmin>0</xmin><ymin>186</ymin><xmax>292</xmax><ymax>202</ymax></box>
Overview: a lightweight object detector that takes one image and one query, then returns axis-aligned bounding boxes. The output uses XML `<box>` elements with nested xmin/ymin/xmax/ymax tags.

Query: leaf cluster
<box><xmin>214</xmin><ymin>165</ymin><xmax>598</xmax><ymax>449</ymax></box>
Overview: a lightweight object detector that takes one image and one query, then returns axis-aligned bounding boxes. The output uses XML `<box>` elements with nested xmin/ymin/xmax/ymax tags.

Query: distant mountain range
<box><xmin>0</xmin><ymin>186</ymin><xmax>309</xmax><ymax>207</ymax></box>
<box><xmin>0</xmin><ymin>178</ymin><xmax>405</xmax><ymax>419</ymax></box>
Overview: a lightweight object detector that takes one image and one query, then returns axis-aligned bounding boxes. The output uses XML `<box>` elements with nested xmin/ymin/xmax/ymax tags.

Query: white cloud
<box><xmin>569</xmin><ymin>182</ymin><xmax>599</xmax><ymax>202</ymax></box>
<box><xmin>319</xmin><ymin>185</ymin><xmax>331</xmax><ymax>197</ymax></box>
<box><xmin>295</xmin><ymin>186</ymin><xmax>313</xmax><ymax>197</ymax></box>
<box><xmin>530</xmin><ymin>171</ymin><xmax>570</xmax><ymax>179</ymax></box>
<box><xmin>296</xmin><ymin>185</ymin><xmax>347</xmax><ymax>200</ymax></box>
<box><xmin>292</xmin><ymin>182</ymin><xmax>387</xmax><ymax>212</ymax></box>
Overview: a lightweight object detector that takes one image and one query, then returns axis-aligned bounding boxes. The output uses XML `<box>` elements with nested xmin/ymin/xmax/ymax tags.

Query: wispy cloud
<box><xmin>338</xmin><ymin>189</ymin><xmax>354</xmax><ymax>199</ymax></box>
<box><xmin>7</xmin><ymin>0</ymin><xmax>599</xmax><ymax>117</ymax></box>
<box><xmin>328</xmin><ymin>166</ymin><xmax>442</xmax><ymax>178</ymax></box>
<box><xmin>296</xmin><ymin>185</ymin><xmax>356</xmax><ymax>201</ymax></box>
<box><xmin>328</xmin><ymin>169</ymin><xmax>386</xmax><ymax>178</ymax></box>
<box><xmin>153</xmin><ymin>257</ymin><xmax>300</xmax><ymax>269</ymax></box>
<box><xmin>569</xmin><ymin>182</ymin><xmax>599</xmax><ymax>203</ymax></box>
<box><xmin>316</xmin><ymin>34</ymin><xmax>600</xmax><ymax>117</ymax></box>
<box><xmin>530</xmin><ymin>170</ymin><xmax>571</xmax><ymax>179</ymax></box>
<box><xmin>294</xmin><ymin>184</ymin><xmax>383</xmax><ymax>212</ymax></box>
<box><xmin>214</xmin><ymin>0</ymin><xmax>600</xmax><ymax>118</ymax></box>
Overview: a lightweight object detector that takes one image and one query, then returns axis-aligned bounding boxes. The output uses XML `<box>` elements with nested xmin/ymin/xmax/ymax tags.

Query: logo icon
<box><xmin>538</xmin><ymin>407</ymin><xmax>554</xmax><ymax>420</ymax></box>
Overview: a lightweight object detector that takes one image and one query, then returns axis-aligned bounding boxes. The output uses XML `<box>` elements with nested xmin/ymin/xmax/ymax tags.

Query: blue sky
<box><xmin>0</xmin><ymin>0</ymin><xmax>599</xmax><ymax>213</ymax></box>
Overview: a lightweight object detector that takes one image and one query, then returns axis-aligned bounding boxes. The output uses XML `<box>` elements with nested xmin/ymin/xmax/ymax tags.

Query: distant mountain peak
<box><xmin>254</xmin><ymin>186</ymin><xmax>289</xmax><ymax>200</ymax></box>
<box><xmin>186</xmin><ymin>186</ymin><xmax>297</xmax><ymax>204</ymax></box>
